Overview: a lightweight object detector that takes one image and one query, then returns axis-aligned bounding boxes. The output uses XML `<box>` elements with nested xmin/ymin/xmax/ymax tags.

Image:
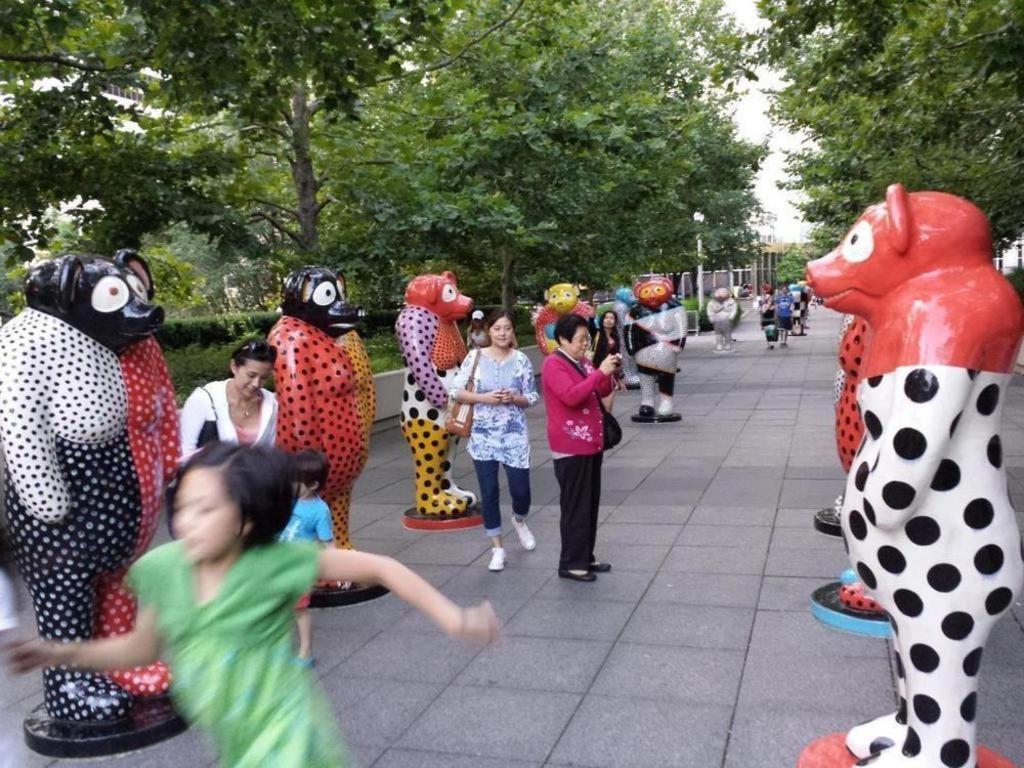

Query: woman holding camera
<box><xmin>541</xmin><ymin>314</ymin><xmax>620</xmax><ymax>582</ymax></box>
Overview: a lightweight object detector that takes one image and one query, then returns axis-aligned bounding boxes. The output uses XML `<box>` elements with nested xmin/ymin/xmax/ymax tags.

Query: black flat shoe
<box><xmin>558</xmin><ymin>569</ymin><xmax>597</xmax><ymax>582</ymax></box>
<box><xmin>589</xmin><ymin>562</ymin><xmax>612</xmax><ymax>573</ymax></box>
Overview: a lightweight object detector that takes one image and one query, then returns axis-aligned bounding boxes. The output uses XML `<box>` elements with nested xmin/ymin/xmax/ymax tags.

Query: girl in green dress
<box><xmin>7</xmin><ymin>444</ymin><xmax>499</xmax><ymax>767</ymax></box>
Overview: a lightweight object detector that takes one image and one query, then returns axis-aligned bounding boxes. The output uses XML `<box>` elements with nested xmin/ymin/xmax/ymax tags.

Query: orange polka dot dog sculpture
<box><xmin>799</xmin><ymin>184</ymin><xmax>1023</xmax><ymax>768</ymax></box>
<box><xmin>268</xmin><ymin>266</ymin><xmax>385</xmax><ymax>606</ymax></box>
<box><xmin>532</xmin><ymin>282</ymin><xmax>594</xmax><ymax>355</ymax></box>
<box><xmin>0</xmin><ymin>253</ymin><xmax>183</xmax><ymax>756</ymax></box>
<box><xmin>395</xmin><ymin>271</ymin><xmax>481</xmax><ymax>529</ymax></box>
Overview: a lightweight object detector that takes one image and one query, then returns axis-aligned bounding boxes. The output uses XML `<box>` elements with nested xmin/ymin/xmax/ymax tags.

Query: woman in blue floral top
<box><xmin>450</xmin><ymin>310</ymin><xmax>540</xmax><ymax>572</ymax></box>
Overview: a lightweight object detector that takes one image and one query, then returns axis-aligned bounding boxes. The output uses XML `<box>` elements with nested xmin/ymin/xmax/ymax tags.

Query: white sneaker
<box><xmin>488</xmin><ymin>547</ymin><xmax>506</xmax><ymax>572</ymax></box>
<box><xmin>511</xmin><ymin>518</ymin><xmax>536</xmax><ymax>550</ymax></box>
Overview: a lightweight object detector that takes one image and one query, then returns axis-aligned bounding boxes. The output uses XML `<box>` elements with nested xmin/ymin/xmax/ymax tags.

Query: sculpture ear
<box><xmin>56</xmin><ymin>255</ymin><xmax>84</xmax><ymax>312</ymax></box>
<box><xmin>283</xmin><ymin>268</ymin><xmax>314</xmax><ymax>305</ymax></box>
<box><xmin>114</xmin><ymin>249</ymin><xmax>155</xmax><ymax>299</ymax></box>
<box><xmin>886</xmin><ymin>183</ymin><xmax>912</xmax><ymax>254</ymax></box>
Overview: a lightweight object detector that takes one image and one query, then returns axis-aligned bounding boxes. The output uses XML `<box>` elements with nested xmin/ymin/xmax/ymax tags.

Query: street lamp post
<box><xmin>693</xmin><ymin>211</ymin><xmax>705</xmax><ymax>311</ymax></box>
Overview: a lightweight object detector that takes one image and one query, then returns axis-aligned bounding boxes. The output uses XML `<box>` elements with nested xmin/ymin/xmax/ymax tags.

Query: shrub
<box><xmin>157</xmin><ymin>312</ymin><xmax>281</xmax><ymax>349</ymax></box>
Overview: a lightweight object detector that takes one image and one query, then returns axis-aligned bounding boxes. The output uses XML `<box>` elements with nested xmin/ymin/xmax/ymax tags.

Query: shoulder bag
<box><xmin>196</xmin><ymin>387</ymin><xmax>220</xmax><ymax>448</ymax></box>
<box><xmin>559</xmin><ymin>351</ymin><xmax>622</xmax><ymax>451</ymax></box>
<box><xmin>447</xmin><ymin>351</ymin><xmax>482</xmax><ymax>438</ymax></box>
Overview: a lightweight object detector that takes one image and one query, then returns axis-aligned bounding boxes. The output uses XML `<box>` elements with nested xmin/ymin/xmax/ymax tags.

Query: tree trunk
<box><xmin>499</xmin><ymin>247</ymin><xmax>516</xmax><ymax>310</ymax></box>
<box><xmin>289</xmin><ymin>83</ymin><xmax>320</xmax><ymax>254</ymax></box>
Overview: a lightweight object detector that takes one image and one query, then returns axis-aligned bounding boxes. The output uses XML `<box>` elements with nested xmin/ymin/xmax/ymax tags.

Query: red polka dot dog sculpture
<box><xmin>801</xmin><ymin>184</ymin><xmax>1023</xmax><ymax>768</ymax></box>
<box><xmin>268</xmin><ymin>267</ymin><xmax>379</xmax><ymax>604</ymax></box>
<box><xmin>0</xmin><ymin>254</ymin><xmax>180</xmax><ymax>745</ymax></box>
<box><xmin>395</xmin><ymin>271</ymin><xmax>480</xmax><ymax>528</ymax></box>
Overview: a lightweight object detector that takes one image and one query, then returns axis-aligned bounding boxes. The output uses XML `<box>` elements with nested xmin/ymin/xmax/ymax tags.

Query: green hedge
<box><xmin>157</xmin><ymin>313</ymin><xmax>281</xmax><ymax>350</ymax></box>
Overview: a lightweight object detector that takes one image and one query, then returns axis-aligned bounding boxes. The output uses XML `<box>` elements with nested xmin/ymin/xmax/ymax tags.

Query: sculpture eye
<box><xmin>843</xmin><ymin>220</ymin><xmax>874</xmax><ymax>263</ymax></box>
<box><xmin>311</xmin><ymin>281</ymin><xmax>337</xmax><ymax>307</ymax></box>
<box><xmin>126</xmin><ymin>273</ymin><xmax>148</xmax><ymax>299</ymax></box>
<box><xmin>441</xmin><ymin>284</ymin><xmax>457</xmax><ymax>302</ymax></box>
<box><xmin>91</xmin><ymin>276</ymin><xmax>131</xmax><ymax>313</ymax></box>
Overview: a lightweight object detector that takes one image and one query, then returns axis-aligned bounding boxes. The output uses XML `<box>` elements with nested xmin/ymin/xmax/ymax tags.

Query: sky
<box><xmin>721</xmin><ymin>0</ymin><xmax>809</xmax><ymax>243</ymax></box>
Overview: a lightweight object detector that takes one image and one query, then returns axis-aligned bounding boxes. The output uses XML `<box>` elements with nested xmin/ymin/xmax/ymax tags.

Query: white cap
<box><xmin>471</xmin><ymin>310</ymin><xmax>484</xmax><ymax>320</ymax></box>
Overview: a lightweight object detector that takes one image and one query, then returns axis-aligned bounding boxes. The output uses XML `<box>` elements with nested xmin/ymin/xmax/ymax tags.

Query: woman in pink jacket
<box><xmin>541</xmin><ymin>314</ymin><xmax>620</xmax><ymax>582</ymax></box>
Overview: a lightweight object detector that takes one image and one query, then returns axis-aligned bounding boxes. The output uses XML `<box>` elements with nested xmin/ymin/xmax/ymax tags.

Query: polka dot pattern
<box><xmin>834</xmin><ymin>317</ymin><xmax>869</xmax><ymax>472</ymax></box>
<box><xmin>269</xmin><ymin>315</ymin><xmax>374</xmax><ymax>550</ymax></box>
<box><xmin>837</xmin><ymin>364</ymin><xmax>1022</xmax><ymax>765</ymax></box>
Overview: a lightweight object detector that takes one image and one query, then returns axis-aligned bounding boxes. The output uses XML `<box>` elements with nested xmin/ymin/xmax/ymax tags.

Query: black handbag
<box><xmin>559</xmin><ymin>351</ymin><xmax>622</xmax><ymax>451</ymax></box>
<box><xmin>196</xmin><ymin>387</ymin><xmax>220</xmax><ymax>448</ymax></box>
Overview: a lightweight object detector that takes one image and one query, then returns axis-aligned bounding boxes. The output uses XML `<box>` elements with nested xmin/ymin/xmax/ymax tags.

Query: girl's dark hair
<box><xmin>169</xmin><ymin>443</ymin><xmax>295</xmax><ymax>548</ymax></box>
<box><xmin>485</xmin><ymin>309</ymin><xmax>515</xmax><ymax>330</ymax></box>
<box><xmin>231</xmin><ymin>339</ymin><xmax>277</xmax><ymax>368</ymax></box>
<box><xmin>292</xmin><ymin>449</ymin><xmax>330</xmax><ymax>489</ymax></box>
<box><xmin>554</xmin><ymin>313</ymin><xmax>590</xmax><ymax>344</ymax></box>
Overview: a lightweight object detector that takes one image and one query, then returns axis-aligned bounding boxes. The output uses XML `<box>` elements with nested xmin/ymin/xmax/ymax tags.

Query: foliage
<box><xmin>1005</xmin><ymin>268</ymin><xmax>1024</xmax><ymax>305</ymax></box>
<box><xmin>156</xmin><ymin>312</ymin><xmax>281</xmax><ymax>350</ymax></box>
<box><xmin>759</xmin><ymin>0</ymin><xmax>1024</xmax><ymax>249</ymax></box>
<box><xmin>773</xmin><ymin>245</ymin><xmax>812</xmax><ymax>285</ymax></box>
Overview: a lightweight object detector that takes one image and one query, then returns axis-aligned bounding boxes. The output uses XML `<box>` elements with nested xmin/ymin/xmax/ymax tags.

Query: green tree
<box><xmin>774</xmin><ymin>244</ymin><xmax>811</xmax><ymax>285</ymax></box>
<box><xmin>759</xmin><ymin>0</ymin><xmax>1024</xmax><ymax>249</ymax></box>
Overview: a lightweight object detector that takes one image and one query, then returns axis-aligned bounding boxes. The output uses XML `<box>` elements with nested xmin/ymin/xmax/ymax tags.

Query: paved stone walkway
<box><xmin>4</xmin><ymin>306</ymin><xmax>1024</xmax><ymax>767</ymax></box>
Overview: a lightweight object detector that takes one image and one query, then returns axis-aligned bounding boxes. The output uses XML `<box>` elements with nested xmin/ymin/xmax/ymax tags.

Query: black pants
<box><xmin>554</xmin><ymin>453</ymin><xmax>603</xmax><ymax>571</ymax></box>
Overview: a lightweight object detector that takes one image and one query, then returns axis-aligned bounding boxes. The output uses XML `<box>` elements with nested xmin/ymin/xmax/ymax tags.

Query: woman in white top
<box><xmin>179</xmin><ymin>339</ymin><xmax>279</xmax><ymax>460</ymax></box>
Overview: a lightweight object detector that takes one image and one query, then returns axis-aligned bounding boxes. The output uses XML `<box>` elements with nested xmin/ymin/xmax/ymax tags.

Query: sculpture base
<box><xmin>813</xmin><ymin>506</ymin><xmax>843</xmax><ymax>537</ymax></box>
<box><xmin>810</xmin><ymin>582</ymin><xmax>890</xmax><ymax>638</ymax></box>
<box><xmin>310</xmin><ymin>582</ymin><xmax>389</xmax><ymax>608</ymax></box>
<box><xmin>625</xmin><ymin>381</ymin><xmax>641</xmax><ymax>390</ymax></box>
<box><xmin>403</xmin><ymin>504</ymin><xmax>483</xmax><ymax>531</ymax></box>
<box><xmin>24</xmin><ymin>696</ymin><xmax>186</xmax><ymax>759</ymax></box>
<box><xmin>797</xmin><ymin>733</ymin><xmax>1015</xmax><ymax>768</ymax></box>
<box><xmin>631</xmin><ymin>412</ymin><xmax>682</xmax><ymax>423</ymax></box>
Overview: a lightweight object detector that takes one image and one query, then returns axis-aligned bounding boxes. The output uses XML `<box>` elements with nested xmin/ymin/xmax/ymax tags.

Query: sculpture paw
<box><xmin>839</xmin><ymin>582</ymin><xmax>883</xmax><ymax>614</ymax></box>
<box><xmin>427</xmin><ymin>491</ymin><xmax>471</xmax><ymax>516</ymax></box>
<box><xmin>847</xmin><ymin>711</ymin><xmax>904</xmax><ymax>760</ymax></box>
<box><xmin>46</xmin><ymin>669</ymin><xmax>132</xmax><ymax>722</ymax></box>
<box><xmin>109</xmin><ymin>661</ymin><xmax>171</xmax><ymax>697</ymax></box>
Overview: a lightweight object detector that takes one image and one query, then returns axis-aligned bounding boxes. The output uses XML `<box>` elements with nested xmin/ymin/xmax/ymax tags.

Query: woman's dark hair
<box><xmin>554</xmin><ymin>313</ymin><xmax>590</xmax><ymax>344</ymax></box>
<box><xmin>485</xmin><ymin>309</ymin><xmax>515</xmax><ymax>330</ymax></box>
<box><xmin>292</xmin><ymin>449</ymin><xmax>330</xmax><ymax>489</ymax></box>
<box><xmin>231</xmin><ymin>339</ymin><xmax>277</xmax><ymax>368</ymax></box>
<box><xmin>168</xmin><ymin>443</ymin><xmax>295</xmax><ymax>548</ymax></box>
<box><xmin>592</xmin><ymin>311</ymin><xmax>619</xmax><ymax>365</ymax></box>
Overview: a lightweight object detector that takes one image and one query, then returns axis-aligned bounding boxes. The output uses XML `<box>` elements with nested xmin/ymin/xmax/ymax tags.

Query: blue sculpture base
<box><xmin>810</xmin><ymin>581</ymin><xmax>891</xmax><ymax>639</ymax></box>
<box><xmin>24</xmin><ymin>695</ymin><xmax>186</xmax><ymax>758</ymax></box>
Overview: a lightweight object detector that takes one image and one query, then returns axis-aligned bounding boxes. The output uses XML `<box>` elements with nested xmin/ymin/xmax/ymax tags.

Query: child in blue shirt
<box><xmin>279</xmin><ymin>450</ymin><xmax>334</xmax><ymax>665</ymax></box>
<box><xmin>774</xmin><ymin>285</ymin><xmax>794</xmax><ymax>347</ymax></box>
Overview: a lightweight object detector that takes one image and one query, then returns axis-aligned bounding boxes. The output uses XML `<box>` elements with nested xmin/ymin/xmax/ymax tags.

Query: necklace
<box><xmin>228</xmin><ymin>382</ymin><xmax>259</xmax><ymax>419</ymax></box>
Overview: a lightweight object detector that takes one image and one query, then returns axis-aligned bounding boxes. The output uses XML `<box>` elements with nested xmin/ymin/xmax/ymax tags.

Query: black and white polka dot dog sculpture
<box><xmin>800</xmin><ymin>184</ymin><xmax>1023</xmax><ymax>768</ymax></box>
<box><xmin>0</xmin><ymin>256</ymin><xmax>165</xmax><ymax>728</ymax></box>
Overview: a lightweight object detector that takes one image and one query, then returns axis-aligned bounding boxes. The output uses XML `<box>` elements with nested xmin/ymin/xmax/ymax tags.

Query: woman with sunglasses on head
<box><xmin>180</xmin><ymin>339</ymin><xmax>279</xmax><ymax>461</ymax></box>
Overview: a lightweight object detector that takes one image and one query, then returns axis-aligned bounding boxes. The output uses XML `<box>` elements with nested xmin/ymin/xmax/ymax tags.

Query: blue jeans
<box><xmin>472</xmin><ymin>460</ymin><xmax>531</xmax><ymax>537</ymax></box>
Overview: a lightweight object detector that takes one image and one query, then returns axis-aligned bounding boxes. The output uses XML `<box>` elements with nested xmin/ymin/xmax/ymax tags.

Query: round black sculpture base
<box><xmin>310</xmin><ymin>582</ymin><xmax>389</xmax><ymax>608</ymax></box>
<box><xmin>403</xmin><ymin>502</ymin><xmax>483</xmax><ymax>531</ymax></box>
<box><xmin>631</xmin><ymin>412</ymin><xmax>682</xmax><ymax>423</ymax></box>
<box><xmin>24</xmin><ymin>696</ymin><xmax>186</xmax><ymax>759</ymax></box>
<box><xmin>809</xmin><ymin>582</ymin><xmax>890</xmax><ymax>639</ymax></box>
<box><xmin>813</xmin><ymin>506</ymin><xmax>843</xmax><ymax>537</ymax></box>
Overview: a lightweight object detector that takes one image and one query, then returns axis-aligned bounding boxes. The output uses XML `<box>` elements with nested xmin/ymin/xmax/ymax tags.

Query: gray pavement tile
<box><xmin>770</xmin><ymin>526</ymin><xmax>848</xmax><ymax>550</ymax></box>
<box><xmin>976</xmin><ymin>721</ymin><xmax>1024</xmax><ymax>766</ymax></box>
<box><xmin>774</xmin><ymin>507</ymin><xmax>831</xmax><ymax>528</ymax></box>
<box><xmin>395</xmin><ymin>686</ymin><xmax>580</xmax><ymax>762</ymax></box>
<box><xmin>976</xmin><ymin>662</ymin><xmax>1024</xmax><ymax>725</ymax></box>
<box><xmin>326</xmin><ymin>679</ymin><xmax>442</xmax><ymax>748</ymax></box>
<box><xmin>589</xmin><ymin>543</ymin><xmax>671</xmax><ymax>571</ymax></box>
<box><xmin>455</xmin><ymin>636</ymin><xmax>612</xmax><ymax>693</ymax></box>
<box><xmin>984</xmin><ymin>614</ymin><xmax>1024</xmax><ymax>667</ymax></box>
<box><xmin>779</xmin><ymin>478</ymin><xmax>845</xmax><ymax>509</ymax></box>
<box><xmin>439</xmin><ymin>564</ymin><xmax>553</xmax><ymax>599</ymax></box>
<box><xmin>605</xmin><ymin>504</ymin><xmax>693</xmax><ymax>525</ymax></box>
<box><xmin>330</xmin><ymin>630</ymin><xmax>482</xmax><ymax>684</ymax></box>
<box><xmin>758</xmin><ymin>576</ymin><xmax>832</xmax><ymax>612</ymax></box>
<box><xmin>52</xmin><ymin>727</ymin><xmax>216</xmax><ymax>768</ymax></box>
<box><xmin>748</xmin><ymin>610</ymin><xmax>889</xmax><ymax>660</ymax></box>
<box><xmin>676</xmin><ymin>523</ymin><xmax>772</xmax><ymax>550</ymax></box>
<box><xmin>765</xmin><ymin>545</ymin><xmax>849</xmax><ymax>579</ymax></box>
<box><xmin>661</xmin><ymin>545</ymin><xmax>768</xmax><ymax>575</ymax></box>
<box><xmin>396</xmin><ymin>536</ymin><xmax>491</xmax><ymax>566</ymax></box>
<box><xmin>347</xmin><ymin>742</ymin><xmax>386</xmax><ymax>768</ymax></box>
<box><xmin>390</xmin><ymin>593</ymin><xmax>531</xmax><ymax>635</ymax></box>
<box><xmin>725</xmin><ymin>705</ymin><xmax>881</xmax><ymax>768</ymax></box>
<box><xmin>722</xmin><ymin>451</ymin><xmax>789</xmax><ymax>467</ymax></box>
<box><xmin>351</xmin><ymin>537</ymin><xmax>417</xmax><ymax>557</ymax></box>
<box><xmin>534</xmin><ymin>567</ymin><xmax>655</xmax><ymax>604</ymax></box>
<box><xmin>312</xmin><ymin>591</ymin><xmax>409</xmax><ymax>630</ymax></box>
<box><xmin>374</xmin><ymin>749</ymin><xmax>541</xmax><ymax>768</ymax></box>
<box><xmin>547</xmin><ymin>695</ymin><xmax>732</xmax><ymax>768</ymax></box>
<box><xmin>785</xmin><ymin>464</ymin><xmax>847</xmax><ymax>480</ymax></box>
<box><xmin>738</xmin><ymin>650</ymin><xmax>896</xmax><ymax>715</ymax></box>
<box><xmin>621</xmin><ymin>486</ymin><xmax>706</xmax><ymax>508</ymax></box>
<box><xmin>595</xmin><ymin>522</ymin><xmax>683</xmax><ymax>546</ymax></box>
<box><xmin>504</xmin><ymin>597</ymin><xmax>636</xmax><ymax>641</ymax></box>
<box><xmin>643</xmin><ymin>572</ymin><xmax>762</xmax><ymax>608</ymax></box>
<box><xmin>688</xmin><ymin>506</ymin><xmax>776</xmax><ymax>526</ymax></box>
<box><xmin>591</xmin><ymin>643</ymin><xmax>744</xmax><ymax>704</ymax></box>
<box><xmin>620</xmin><ymin>602</ymin><xmax>754</xmax><ymax>650</ymax></box>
